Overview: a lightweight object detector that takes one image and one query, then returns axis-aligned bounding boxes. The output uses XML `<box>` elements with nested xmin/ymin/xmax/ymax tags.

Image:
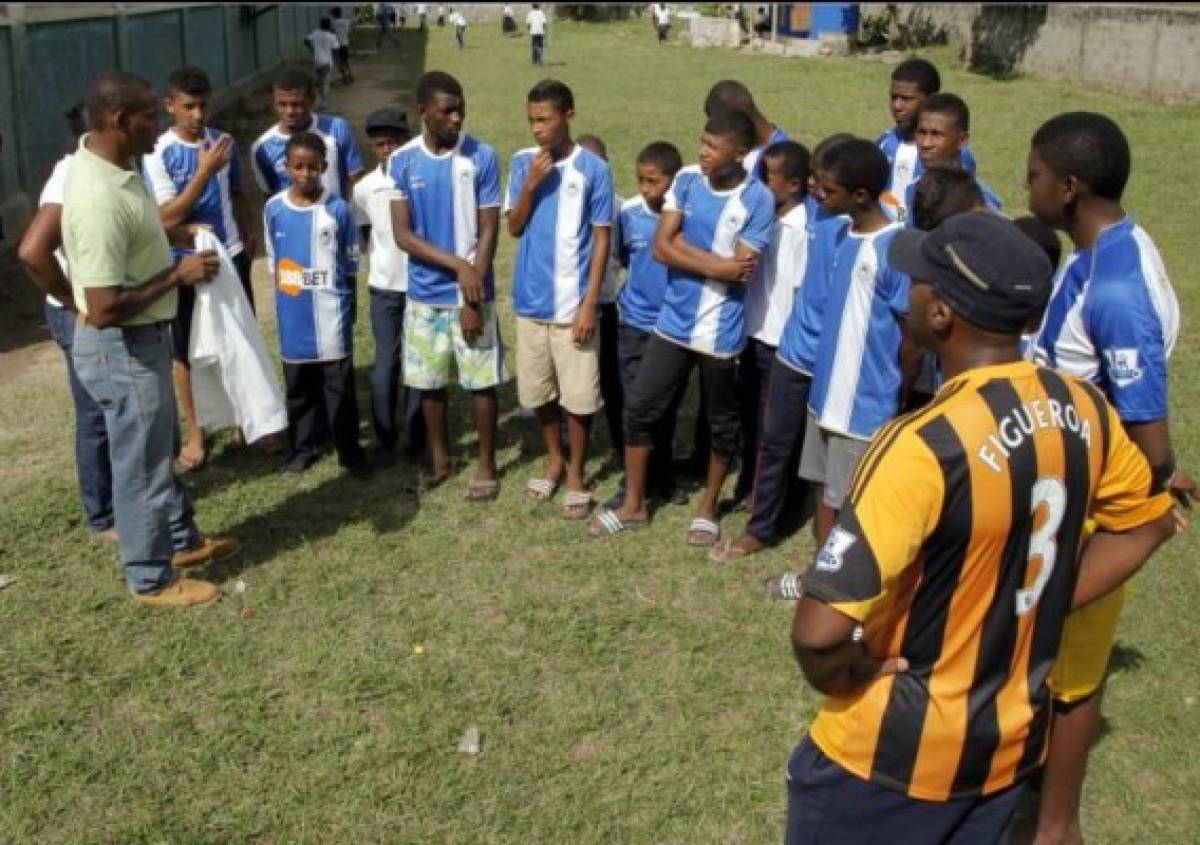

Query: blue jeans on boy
<box><xmin>44</xmin><ymin>301</ymin><xmax>114</xmax><ymax>534</ymax></box>
<box><xmin>369</xmin><ymin>289</ymin><xmax>425</xmax><ymax>454</ymax></box>
<box><xmin>71</xmin><ymin>320</ymin><xmax>202</xmax><ymax>594</ymax></box>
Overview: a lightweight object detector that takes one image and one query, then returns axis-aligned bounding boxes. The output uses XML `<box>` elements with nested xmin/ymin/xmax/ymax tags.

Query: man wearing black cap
<box><xmin>781</xmin><ymin>211</ymin><xmax>1178</xmax><ymax>843</ymax></box>
<box><xmin>351</xmin><ymin>107</ymin><xmax>424</xmax><ymax>461</ymax></box>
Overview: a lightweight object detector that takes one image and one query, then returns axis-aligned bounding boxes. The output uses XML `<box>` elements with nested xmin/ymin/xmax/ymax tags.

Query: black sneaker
<box><xmin>282</xmin><ymin>451</ymin><xmax>318</xmax><ymax>474</ymax></box>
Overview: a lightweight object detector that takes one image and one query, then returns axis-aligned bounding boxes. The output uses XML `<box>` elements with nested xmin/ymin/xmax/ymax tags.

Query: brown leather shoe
<box><xmin>172</xmin><ymin>535</ymin><xmax>241</xmax><ymax>569</ymax></box>
<box><xmin>132</xmin><ymin>576</ymin><xmax>220</xmax><ymax>608</ymax></box>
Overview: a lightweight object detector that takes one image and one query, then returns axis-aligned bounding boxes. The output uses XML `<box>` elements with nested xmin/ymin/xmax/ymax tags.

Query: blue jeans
<box><xmin>368</xmin><ymin>289</ymin><xmax>424</xmax><ymax>453</ymax></box>
<box><xmin>44</xmin><ymin>301</ymin><xmax>114</xmax><ymax>533</ymax></box>
<box><xmin>71</xmin><ymin>321</ymin><xmax>201</xmax><ymax>593</ymax></box>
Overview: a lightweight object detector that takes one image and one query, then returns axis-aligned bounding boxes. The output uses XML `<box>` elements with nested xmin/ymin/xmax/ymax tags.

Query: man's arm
<box><xmin>571</xmin><ymin>223</ymin><xmax>609</xmax><ymax>345</ymax></box>
<box><xmin>390</xmin><ymin>198</ymin><xmax>487</xmax><ymax>304</ymax></box>
<box><xmin>1072</xmin><ymin>512</ymin><xmax>1176</xmax><ymax>609</ymax></box>
<box><xmin>654</xmin><ymin>209</ymin><xmax>755</xmax><ymax>282</ymax></box>
<box><xmin>506</xmin><ymin>151</ymin><xmax>552</xmax><ymax>237</ymax></box>
<box><xmin>16</xmin><ymin>203</ymin><xmax>74</xmax><ymax>307</ymax></box>
<box><xmin>792</xmin><ymin>599</ymin><xmax>908</xmax><ymax>697</ymax></box>
<box><xmin>1125</xmin><ymin>420</ymin><xmax>1196</xmax><ymax>512</ymax></box>
<box><xmin>83</xmin><ymin>252</ymin><xmax>218</xmax><ymax>328</ymax></box>
<box><xmin>155</xmin><ymin>137</ymin><xmax>233</xmax><ymax>230</ymax></box>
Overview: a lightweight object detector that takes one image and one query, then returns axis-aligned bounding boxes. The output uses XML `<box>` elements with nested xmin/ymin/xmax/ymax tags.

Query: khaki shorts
<box><xmin>515</xmin><ymin>316</ymin><xmax>603</xmax><ymax>416</ymax></box>
<box><xmin>799</xmin><ymin>412</ymin><xmax>871</xmax><ymax>509</ymax></box>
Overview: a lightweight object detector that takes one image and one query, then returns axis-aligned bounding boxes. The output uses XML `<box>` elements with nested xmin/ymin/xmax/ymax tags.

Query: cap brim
<box><xmin>887</xmin><ymin>228</ymin><xmax>939</xmax><ymax>284</ymax></box>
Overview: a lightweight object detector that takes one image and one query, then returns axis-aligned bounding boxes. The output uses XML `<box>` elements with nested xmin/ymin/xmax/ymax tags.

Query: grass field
<box><xmin>2</xmin><ymin>18</ymin><xmax>1199</xmax><ymax>844</ymax></box>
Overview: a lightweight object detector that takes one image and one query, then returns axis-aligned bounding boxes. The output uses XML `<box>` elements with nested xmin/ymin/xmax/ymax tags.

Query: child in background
<box><xmin>330</xmin><ymin>8</ymin><xmax>354</xmax><ymax>86</ymax></box>
<box><xmin>251</xmin><ymin>66</ymin><xmax>364</xmax><ymax>200</ymax></box>
<box><xmin>576</xmin><ymin>134</ymin><xmax>625</xmax><ymax>477</ymax></box>
<box><xmin>506</xmin><ymin>80</ymin><xmax>613</xmax><ymax>519</ymax></box>
<box><xmin>350</xmin><ymin>107</ymin><xmax>425</xmax><ymax>463</ymax></box>
<box><xmin>608</xmin><ymin>141</ymin><xmax>687</xmax><ymax>510</ymax></box>
<box><xmin>725</xmin><ymin>140</ymin><xmax>811</xmax><ymax>522</ymax></box>
<box><xmin>304</xmin><ymin>18</ymin><xmax>341</xmax><ymax>109</ymax></box>
<box><xmin>909</xmin><ymin>93</ymin><xmax>1000</xmax><ymax>216</ymax></box>
<box><xmin>589</xmin><ymin>109</ymin><xmax>773</xmax><ymax>546</ymax></box>
<box><xmin>800</xmin><ymin>139</ymin><xmax>912</xmax><ymax>546</ymax></box>
<box><xmin>264</xmin><ymin>133</ymin><xmax>369</xmax><ymax>478</ymax></box>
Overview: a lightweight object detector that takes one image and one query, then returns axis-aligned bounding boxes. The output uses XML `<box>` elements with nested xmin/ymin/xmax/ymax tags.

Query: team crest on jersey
<box><xmin>319</xmin><ymin>227</ymin><xmax>335</xmax><ymax>251</ymax></box>
<box><xmin>816</xmin><ymin>526</ymin><xmax>856</xmax><ymax>573</ymax></box>
<box><xmin>459</xmin><ymin>169</ymin><xmax>473</xmax><ymax>183</ymax></box>
<box><xmin>1104</xmin><ymin>348</ymin><xmax>1143</xmax><ymax>387</ymax></box>
<box><xmin>565</xmin><ymin>181</ymin><xmax>581</xmax><ymax>198</ymax></box>
<box><xmin>724</xmin><ymin>214</ymin><xmax>744</xmax><ymax>231</ymax></box>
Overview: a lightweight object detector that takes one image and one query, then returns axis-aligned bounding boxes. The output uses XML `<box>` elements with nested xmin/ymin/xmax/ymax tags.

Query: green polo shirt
<box><xmin>62</xmin><ymin>134</ymin><xmax>176</xmax><ymax>325</ymax></box>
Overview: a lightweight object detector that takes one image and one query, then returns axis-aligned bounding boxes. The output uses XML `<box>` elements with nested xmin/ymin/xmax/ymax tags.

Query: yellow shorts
<box><xmin>1047</xmin><ymin>582</ymin><xmax>1128</xmax><ymax>704</ymax></box>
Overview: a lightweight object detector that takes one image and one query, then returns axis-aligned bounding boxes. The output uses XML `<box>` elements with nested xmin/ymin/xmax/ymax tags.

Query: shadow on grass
<box><xmin>1108</xmin><ymin>643</ymin><xmax>1146</xmax><ymax>675</ymax></box>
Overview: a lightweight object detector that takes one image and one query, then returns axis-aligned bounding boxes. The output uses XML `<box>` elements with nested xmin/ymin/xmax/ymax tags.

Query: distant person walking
<box><xmin>305</xmin><ymin>17</ymin><xmax>341</xmax><ymax>108</ymax></box>
<box><xmin>331</xmin><ymin>7</ymin><xmax>354</xmax><ymax>84</ymax></box>
<box><xmin>451</xmin><ymin>8</ymin><xmax>467</xmax><ymax>49</ymax></box>
<box><xmin>61</xmin><ymin>71</ymin><xmax>239</xmax><ymax>607</ymax></box>
<box><xmin>502</xmin><ymin>4</ymin><xmax>517</xmax><ymax>36</ymax></box>
<box><xmin>417</xmin><ymin>2</ymin><xmax>428</xmax><ymax>31</ymax></box>
<box><xmin>652</xmin><ymin>3</ymin><xmax>671</xmax><ymax>43</ymax></box>
<box><xmin>527</xmin><ymin>3</ymin><xmax>548</xmax><ymax>65</ymax></box>
<box><xmin>375</xmin><ymin>2</ymin><xmax>399</xmax><ymax>48</ymax></box>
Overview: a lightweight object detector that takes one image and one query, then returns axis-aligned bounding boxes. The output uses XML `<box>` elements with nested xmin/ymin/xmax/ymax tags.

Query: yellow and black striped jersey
<box><xmin>801</xmin><ymin>360</ymin><xmax>1173</xmax><ymax>801</ymax></box>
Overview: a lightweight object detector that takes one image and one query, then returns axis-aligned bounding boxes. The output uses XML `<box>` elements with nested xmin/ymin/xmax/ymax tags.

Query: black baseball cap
<box><xmin>888</xmin><ymin>210</ymin><xmax>1054</xmax><ymax>334</ymax></box>
<box><xmin>365</xmin><ymin>107</ymin><xmax>409</xmax><ymax>134</ymax></box>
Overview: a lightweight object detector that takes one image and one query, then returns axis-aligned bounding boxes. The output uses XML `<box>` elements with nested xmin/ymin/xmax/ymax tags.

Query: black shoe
<box><xmin>652</xmin><ymin>485</ymin><xmax>690</xmax><ymax>507</ymax></box>
<box><xmin>282</xmin><ymin>451</ymin><xmax>318</xmax><ymax>473</ymax></box>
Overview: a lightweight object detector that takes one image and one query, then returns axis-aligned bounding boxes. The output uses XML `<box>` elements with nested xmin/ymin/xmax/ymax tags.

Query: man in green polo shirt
<box><xmin>63</xmin><ymin>71</ymin><xmax>239</xmax><ymax>607</ymax></box>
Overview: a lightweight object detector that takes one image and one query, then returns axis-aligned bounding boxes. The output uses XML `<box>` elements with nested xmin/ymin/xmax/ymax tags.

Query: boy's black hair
<box><xmin>822</xmin><ymin>138</ymin><xmax>889</xmax><ymax>199</ymax></box>
<box><xmin>319</xmin><ymin>16</ymin><xmax>333</xmax><ymax>31</ymax></box>
<box><xmin>762</xmin><ymin>139</ymin><xmax>811</xmax><ymax>188</ymax></box>
<box><xmin>416</xmin><ymin>70</ymin><xmax>464</xmax><ymax>104</ymax></box>
<box><xmin>911</xmin><ymin>165</ymin><xmax>984</xmax><ymax>231</ymax></box>
<box><xmin>274</xmin><ymin>65</ymin><xmax>317</xmax><ymax>97</ymax></box>
<box><xmin>167</xmin><ymin>65</ymin><xmax>213</xmax><ymax>98</ymax></box>
<box><xmin>636</xmin><ymin>140</ymin><xmax>683</xmax><ymax>176</ymax></box>
<box><xmin>576</xmin><ymin>134</ymin><xmax>607</xmax><ymax>159</ymax></box>
<box><xmin>286</xmin><ymin>131</ymin><xmax>327</xmax><ymax>162</ymax></box>
<box><xmin>704</xmin><ymin>108</ymin><xmax>756</xmax><ymax>152</ymax></box>
<box><xmin>1030</xmin><ymin>111</ymin><xmax>1131</xmax><ymax>202</ymax></box>
<box><xmin>921</xmin><ymin>92</ymin><xmax>970</xmax><ymax>132</ymax></box>
<box><xmin>1012</xmin><ymin>215</ymin><xmax>1063</xmax><ymax>270</ymax></box>
<box><xmin>811</xmin><ymin>132</ymin><xmax>856</xmax><ymax>170</ymax></box>
<box><xmin>331</xmin><ymin>6</ymin><xmax>343</xmax><ymax>17</ymax></box>
<box><xmin>891</xmin><ymin>57</ymin><xmax>941</xmax><ymax>95</ymax></box>
<box><xmin>65</xmin><ymin>101</ymin><xmax>89</xmax><ymax>139</ymax></box>
<box><xmin>527</xmin><ymin>78</ymin><xmax>574</xmax><ymax>113</ymax></box>
<box><xmin>703</xmin><ymin>79</ymin><xmax>757</xmax><ymax>118</ymax></box>
<box><xmin>367</xmin><ymin>124</ymin><xmax>412</xmax><ymax>143</ymax></box>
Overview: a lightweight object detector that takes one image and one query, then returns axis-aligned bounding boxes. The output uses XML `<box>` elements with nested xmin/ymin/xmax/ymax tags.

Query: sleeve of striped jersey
<box><xmin>1086</xmin><ymin>280</ymin><xmax>1170</xmax><ymax>423</ymax></box>
<box><xmin>263</xmin><ymin>204</ymin><xmax>276</xmax><ymax>277</ymax></box>
<box><xmin>662</xmin><ymin>172</ymin><xmax>685</xmax><ymax>213</ymax></box>
<box><xmin>477</xmin><ymin>146</ymin><xmax>501</xmax><ymax>208</ymax></box>
<box><xmin>335</xmin><ymin>202</ymin><xmax>360</xmax><ymax>278</ymax></box>
<box><xmin>251</xmin><ymin>143</ymin><xmax>273</xmax><ymax>194</ymax></box>
<box><xmin>503</xmin><ymin>154</ymin><xmax>527</xmax><ymax>214</ymax></box>
<box><xmin>1090</xmin><ymin>403</ymin><xmax>1175</xmax><ymax>532</ymax></box>
<box><xmin>587</xmin><ymin>164</ymin><xmax>614</xmax><ymax>227</ymax></box>
<box><xmin>884</xmin><ymin>266</ymin><xmax>911</xmax><ymax>318</ymax></box>
<box><xmin>617</xmin><ymin>209</ymin><xmax>631</xmax><ymax>268</ymax></box>
<box><xmin>802</xmin><ymin>430</ymin><xmax>944</xmax><ymax>621</ymax></box>
<box><xmin>227</xmin><ymin>138</ymin><xmax>243</xmax><ymax>192</ymax></box>
<box><xmin>141</xmin><ymin>148</ymin><xmax>177</xmax><ymax>204</ymax></box>
<box><xmin>738</xmin><ymin>190</ymin><xmax>774</xmax><ymax>252</ymax></box>
<box><xmin>388</xmin><ymin>152</ymin><xmax>409</xmax><ymax>200</ymax></box>
<box><xmin>336</xmin><ymin>119</ymin><xmax>365</xmax><ymax>180</ymax></box>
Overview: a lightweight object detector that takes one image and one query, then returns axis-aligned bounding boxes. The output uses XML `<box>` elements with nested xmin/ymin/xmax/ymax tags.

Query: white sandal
<box><xmin>686</xmin><ymin>516</ymin><xmax>720</xmax><ymax>547</ymax></box>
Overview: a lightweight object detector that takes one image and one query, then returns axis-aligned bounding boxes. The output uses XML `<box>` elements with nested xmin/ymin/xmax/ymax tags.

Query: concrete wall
<box><xmin>861</xmin><ymin>3</ymin><xmax>1200</xmax><ymax>103</ymax></box>
<box><xmin>688</xmin><ymin>16</ymin><xmax>743</xmax><ymax>49</ymax></box>
<box><xmin>0</xmin><ymin>2</ymin><xmax>325</xmax><ymax>242</ymax></box>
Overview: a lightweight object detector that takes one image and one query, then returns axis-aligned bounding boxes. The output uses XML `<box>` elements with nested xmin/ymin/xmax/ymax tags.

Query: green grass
<box><xmin>2</xmin><ymin>19</ymin><xmax>1199</xmax><ymax>843</ymax></box>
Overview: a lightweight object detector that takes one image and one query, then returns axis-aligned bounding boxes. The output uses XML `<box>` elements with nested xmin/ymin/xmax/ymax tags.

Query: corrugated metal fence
<box><xmin>0</xmin><ymin>2</ymin><xmax>326</xmax><ymax>238</ymax></box>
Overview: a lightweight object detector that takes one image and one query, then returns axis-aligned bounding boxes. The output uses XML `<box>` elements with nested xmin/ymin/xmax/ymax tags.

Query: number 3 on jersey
<box><xmin>1016</xmin><ymin>476</ymin><xmax>1067</xmax><ymax>616</ymax></box>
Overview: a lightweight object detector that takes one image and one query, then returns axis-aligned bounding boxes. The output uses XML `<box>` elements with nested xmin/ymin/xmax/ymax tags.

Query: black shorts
<box><xmin>335</xmin><ymin>45</ymin><xmax>350</xmax><ymax>64</ymax></box>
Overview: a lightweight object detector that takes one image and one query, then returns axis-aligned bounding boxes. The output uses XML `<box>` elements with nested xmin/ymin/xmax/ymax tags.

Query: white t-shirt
<box><xmin>745</xmin><ymin>202</ymin><xmax>809</xmax><ymax>347</ymax></box>
<box><xmin>503</xmin><ymin>5</ymin><xmax>514</xmax><ymax>18</ymax></box>
<box><xmin>39</xmin><ymin>154</ymin><xmax>73</xmax><ymax>307</ymax></box>
<box><xmin>308</xmin><ymin>30</ymin><xmax>340</xmax><ymax>67</ymax></box>
<box><xmin>452</xmin><ymin>12</ymin><xmax>467</xmax><ymax>27</ymax></box>
<box><xmin>654</xmin><ymin>4</ymin><xmax>671</xmax><ymax>26</ymax></box>
<box><xmin>352</xmin><ymin>167</ymin><xmax>409</xmax><ymax>292</ymax></box>
<box><xmin>332</xmin><ymin>18</ymin><xmax>352</xmax><ymax>47</ymax></box>
<box><xmin>527</xmin><ymin>9</ymin><xmax>547</xmax><ymax>35</ymax></box>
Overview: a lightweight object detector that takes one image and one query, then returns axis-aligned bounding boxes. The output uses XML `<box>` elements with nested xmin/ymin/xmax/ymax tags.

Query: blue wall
<box><xmin>0</xmin><ymin>3</ymin><xmax>325</xmax><ymax>223</ymax></box>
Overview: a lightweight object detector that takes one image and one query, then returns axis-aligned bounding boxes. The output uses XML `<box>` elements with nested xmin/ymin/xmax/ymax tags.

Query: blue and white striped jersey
<box><xmin>807</xmin><ymin>222</ymin><xmax>910</xmax><ymax>440</ymax></box>
<box><xmin>388</xmin><ymin>133</ymin><xmax>502</xmax><ymax>306</ymax></box>
<box><xmin>251</xmin><ymin>114</ymin><xmax>364</xmax><ymax>200</ymax></box>
<box><xmin>1032</xmin><ymin>217</ymin><xmax>1179</xmax><ymax>423</ymax></box>
<box><xmin>264</xmin><ymin>191</ymin><xmax>360</xmax><ymax>363</ymax></box>
<box><xmin>653</xmin><ymin>165</ymin><xmax>775</xmax><ymax>357</ymax></box>
<box><xmin>617</xmin><ymin>195</ymin><xmax>668</xmax><ymax>333</ymax></box>
<box><xmin>877</xmin><ymin>128</ymin><xmax>977</xmax><ymax>220</ymax></box>
<box><xmin>776</xmin><ymin>197</ymin><xmax>844</xmax><ymax>375</ymax></box>
<box><xmin>505</xmin><ymin>144</ymin><xmax>614</xmax><ymax>323</ymax></box>
<box><xmin>744</xmin><ymin>125</ymin><xmax>790</xmax><ymax>183</ymax></box>
<box><xmin>142</xmin><ymin>127</ymin><xmax>243</xmax><ymax>254</ymax></box>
